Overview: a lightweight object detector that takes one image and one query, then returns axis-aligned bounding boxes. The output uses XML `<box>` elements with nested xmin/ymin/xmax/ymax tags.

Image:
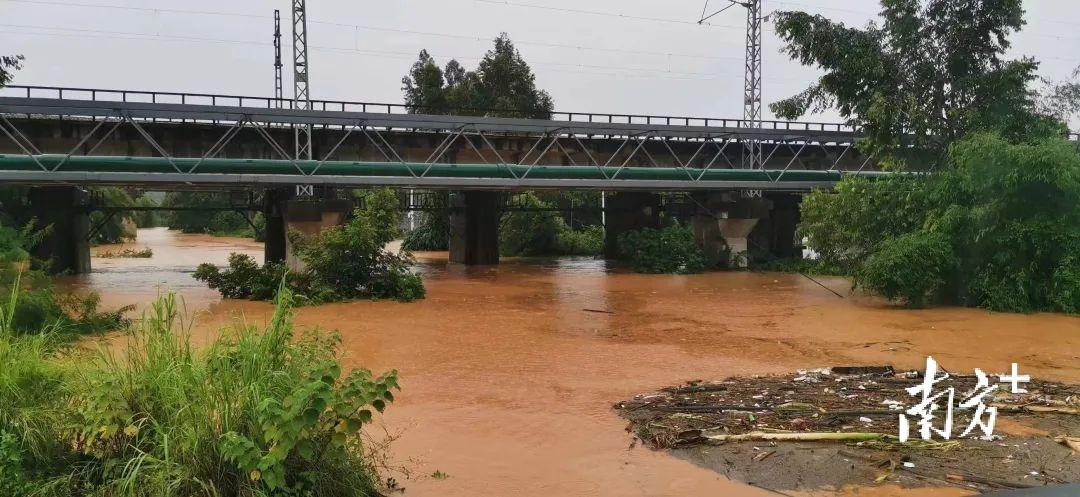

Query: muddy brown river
<box><xmin>62</xmin><ymin>228</ymin><xmax>1080</xmax><ymax>497</ymax></box>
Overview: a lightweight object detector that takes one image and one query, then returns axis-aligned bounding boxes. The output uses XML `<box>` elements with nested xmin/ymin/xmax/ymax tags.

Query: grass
<box><xmin>0</xmin><ymin>280</ymin><xmax>397</xmax><ymax>497</ymax></box>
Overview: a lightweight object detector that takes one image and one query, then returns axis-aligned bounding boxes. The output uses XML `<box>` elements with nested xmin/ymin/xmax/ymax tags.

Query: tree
<box><xmin>771</xmin><ymin>1</ymin><xmax>1061</xmax><ymax>167</ymax></box>
<box><xmin>1038</xmin><ymin>65</ymin><xmax>1080</xmax><ymax>123</ymax></box>
<box><xmin>776</xmin><ymin>2</ymin><xmax>1080</xmax><ymax>313</ymax></box>
<box><xmin>0</xmin><ymin>54</ymin><xmax>23</xmax><ymax>87</ymax></box>
<box><xmin>401</xmin><ymin>33</ymin><xmax>553</xmax><ymax>118</ymax></box>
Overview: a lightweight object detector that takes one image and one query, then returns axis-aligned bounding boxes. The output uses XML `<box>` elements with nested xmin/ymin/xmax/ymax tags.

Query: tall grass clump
<box><xmin>0</xmin><ymin>275</ymin><xmax>70</xmax><ymax>496</ymax></box>
<box><xmin>0</xmin><ymin>280</ymin><xmax>399</xmax><ymax>496</ymax></box>
<box><xmin>64</xmin><ymin>287</ymin><xmax>398</xmax><ymax>496</ymax></box>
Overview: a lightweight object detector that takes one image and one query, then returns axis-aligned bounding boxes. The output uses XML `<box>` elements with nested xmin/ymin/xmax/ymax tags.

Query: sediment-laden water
<box><xmin>59</xmin><ymin>228</ymin><xmax>1080</xmax><ymax>497</ymax></box>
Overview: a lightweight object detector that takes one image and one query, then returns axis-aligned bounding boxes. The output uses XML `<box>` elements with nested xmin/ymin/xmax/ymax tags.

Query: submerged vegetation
<box><xmin>196</xmin><ymin>189</ymin><xmax>425</xmax><ymax>304</ymax></box>
<box><xmin>162</xmin><ymin>192</ymin><xmax>264</xmax><ymax>240</ymax></box>
<box><xmin>95</xmin><ymin>247</ymin><xmax>153</xmax><ymax>259</ymax></box>
<box><xmin>0</xmin><ymin>285</ymin><xmax>397</xmax><ymax>496</ymax></box>
<box><xmin>499</xmin><ymin>193</ymin><xmax>603</xmax><ymax>257</ymax></box>
<box><xmin>618</xmin><ymin>222</ymin><xmax>707</xmax><ymax>275</ymax></box>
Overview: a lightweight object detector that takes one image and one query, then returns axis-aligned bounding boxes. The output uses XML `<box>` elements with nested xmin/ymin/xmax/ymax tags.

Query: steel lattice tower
<box><xmin>741</xmin><ymin>0</ymin><xmax>763</xmax><ymax>170</ymax></box>
<box><xmin>292</xmin><ymin>0</ymin><xmax>312</xmax><ymax>160</ymax></box>
<box><xmin>273</xmin><ymin>9</ymin><xmax>283</xmax><ymax>108</ymax></box>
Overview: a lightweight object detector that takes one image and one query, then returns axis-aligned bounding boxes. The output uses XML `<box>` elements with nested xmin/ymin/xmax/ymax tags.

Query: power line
<box><xmin>471</xmin><ymin>0</ymin><xmax>744</xmax><ymax>28</ymax></box>
<box><xmin>311</xmin><ymin>21</ymin><xmax>742</xmax><ymax>61</ymax></box>
<box><xmin>0</xmin><ymin>25</ymin><xmax>760</xmax><ymax>81</ymax></box>
<box><xmin>0</xmin><ymin>0</ymin><xmax>742</xmax><ymax>61</ymax></box>
<box><xmin>0</xmin><ymin>0</ymin><xmax>274</xmax><ymax>18</ymax></box>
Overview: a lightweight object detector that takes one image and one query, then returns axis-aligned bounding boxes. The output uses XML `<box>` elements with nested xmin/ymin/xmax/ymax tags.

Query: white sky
<box><xmin>1</xmin><ymin>0</ymin><xmax>1077</xmax><ymax>125</ymax></box>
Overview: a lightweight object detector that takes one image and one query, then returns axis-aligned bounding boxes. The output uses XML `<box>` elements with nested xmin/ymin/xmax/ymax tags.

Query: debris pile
<box><xmin>615</xmin><ymin>366</ymin><xmax>1080</xmax><ymax>492</ymax></box>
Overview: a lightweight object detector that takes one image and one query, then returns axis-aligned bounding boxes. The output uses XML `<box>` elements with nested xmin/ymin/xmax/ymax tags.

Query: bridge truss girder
<box><xmin>0</xmin><ymin>97</ymin><xmax>878</xmax><ymax>190</ymax></box>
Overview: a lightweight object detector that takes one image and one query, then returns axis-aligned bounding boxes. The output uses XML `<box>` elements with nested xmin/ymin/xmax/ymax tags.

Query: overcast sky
<box><xmin>1</xmin><ymin>0</ymin><xmax>1077</xmax><ymax>124</ymax></box>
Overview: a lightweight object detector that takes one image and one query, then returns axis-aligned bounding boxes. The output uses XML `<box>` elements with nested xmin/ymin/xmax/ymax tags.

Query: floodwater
<box><xmin>62</xmin><ymin>228</ymin><xmax>1080</xmax><ymax>497</ymax></box>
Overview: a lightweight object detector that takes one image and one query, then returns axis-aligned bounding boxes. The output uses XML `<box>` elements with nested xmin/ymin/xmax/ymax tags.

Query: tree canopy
<box><xmin>401</xmin><ymin>33</ymin><xmax>553</xmax><ymax>118</ymax></box>
<box><xmin>0</xmin><ymin>54</ymin><xmax>23</xmax><ymax>88</ymax></box>
<box><xmin>771</xmin><ymin>0</ymin><xmax>1063</xmax><ymax>167</ymax></box>
<box><xmin>778</xmin><ymin>1</ymin><xmax>1080</xmax><ymax>313</ymax></box>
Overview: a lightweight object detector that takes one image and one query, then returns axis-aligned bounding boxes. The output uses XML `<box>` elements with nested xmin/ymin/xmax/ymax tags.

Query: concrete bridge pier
<box><xmin>262</xmin><ymin>187</ymin><xmax>353</xmax><ymax>270</ymax></box>
<box><xmin>263</xmin><ymin>187</ymin><xmax>289</xmax><ymax>264</ymax></box>
<box><xmin>603</xmin><ymin>192</ymin><xmax>661</xmax><ymax>259</ymax></box>
<box><xmin>28</xmin><ymin>186</ymin><xmax>91</xmax><ymax>274</ymax></box>
<box><xmin>690</xmin><ymin>192</ymin><xmax>773</xmax><ymax>268</ymax></box>
<box><xmin>749</xmin><ymin>194</ymin><xmax>801</xmax><ymax>259</ymax></box>
<box><xmin>449</xmin><ymin>191</ymin><xmax>500</xmax><ymax>265</ymax></box>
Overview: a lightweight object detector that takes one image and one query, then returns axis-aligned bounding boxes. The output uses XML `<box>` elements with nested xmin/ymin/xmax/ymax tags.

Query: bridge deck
<box><xmin>0</xmin><ymin>86</ymin><xmax>898</xmax><ymax>190</ymax></box>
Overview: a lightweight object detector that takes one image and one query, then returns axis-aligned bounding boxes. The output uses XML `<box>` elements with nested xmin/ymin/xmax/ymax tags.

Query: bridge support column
<box><xmin>263</xmin><ymin>187</ymin><xmax>352</xmax><ymax>270</ymax></box>
<box><xmin>29</xmin><ymin>186</ymin><xmax>91</xmax><ymax>274</ymax></box>
<box><xmin>749</xmin><ymin>194</ymin><xmax>801</xmax><ymax>259</ymax></box>
<box><xmin>284</xmin><ymin>196</ymin><xmax>354</xmax><ymax>271</ymax></box>
<box><xmin>449</xmin><ymin>191</ymin><xmax>500</xmax><ymax>265</ymax></box>
<box><xmin>603</xmin><ymin>192</ymin><xmax>660</xmax><ymax>259</ymax></box>
<box><xmin>690</xmin><ymin>192</ymin><xmax>772</xmax><ymax>268</ymax></box>
<box><xmin>263</xmin><ymin>187</ymin><xmax>289</xmax><ymax>264</ymax></box>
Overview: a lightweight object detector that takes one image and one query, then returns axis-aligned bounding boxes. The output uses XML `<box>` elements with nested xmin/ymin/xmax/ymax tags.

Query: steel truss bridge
<box><xmin>1</xmin><ymin>85</ymin><xmax>1053</xmax><ymax>192</ymax></box>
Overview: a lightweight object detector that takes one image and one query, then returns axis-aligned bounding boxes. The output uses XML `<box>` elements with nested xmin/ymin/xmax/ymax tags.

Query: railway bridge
<box><xmin>0</xmin><ymin>86</ymin><xmax>887</xmax><ymax>273</ymax></box>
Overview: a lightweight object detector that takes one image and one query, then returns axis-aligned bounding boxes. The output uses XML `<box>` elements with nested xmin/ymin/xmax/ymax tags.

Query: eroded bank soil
<box><xmin>616</xmin><ymin>367</ymin><xmax>1080</xmax><ymax>494</ymax></box>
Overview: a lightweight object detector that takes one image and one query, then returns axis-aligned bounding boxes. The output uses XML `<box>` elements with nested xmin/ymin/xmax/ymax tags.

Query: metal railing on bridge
<box><xmin>0</xmin><ymin>85</ymin><xmax>860</xmax><ymax>133</ymax></box>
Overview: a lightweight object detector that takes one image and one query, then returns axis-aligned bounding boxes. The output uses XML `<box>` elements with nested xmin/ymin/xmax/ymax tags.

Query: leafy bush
<box><xmin>800</xmin><ymin>175</ymin><xmax>944</xmax><ymax>272</ymax></box>
<box><xmin>1050</xmin><ymin>255</ymin><xmax>1080</xmax><ymax>314</ymax></box>
<box><xmin>196</xmin><ymin>189</ymin><xmax>425</xmax><ymax>304</ymax></box>
<box><xmin>195</xmin><ymin>253</ymin><xmax>290</xmax><ymax>300</ymax></box>
<box><xmin>402</xmin><ymin>211</ymin><xmax>450</xmax><ymax>251</ymax></box>
<box><xmin>618</xmin><ymin>222</ymin><xmax>708</xmax><ymax>274</ymax></box>
<box><xmin>555</xmin><ymin>225</ymin><xmax>603</xmax><ymax>255</ymax></box>
<box><xmin>0</xmin><ymin>284</ymin><xmax>398</xmax><ymax>496</ymax></box>
<box><xmin>162</xmin><ymin>192</ymin><xmax>260</xmax><ymax>238</ymax></box>
<box><xmin>855</xmin><ymin>231</ymin><xmax>958</xmax><ymax>307</ymax></box>
<box><xmin>500</xmin><ymin>192</ymin><xmax>603</xmax><ymax>256</ymax></box>
<box><xmin>801</xmin><ymin>133</ymin><xmax>1080</xmax><ymax>313</ymax></box>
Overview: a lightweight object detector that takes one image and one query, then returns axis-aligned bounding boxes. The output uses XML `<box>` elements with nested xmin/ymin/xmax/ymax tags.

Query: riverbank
<box><xmin>62</xmin><ymin>228</ymin><xmax>1080</xmax><ymax>497</ymax></box>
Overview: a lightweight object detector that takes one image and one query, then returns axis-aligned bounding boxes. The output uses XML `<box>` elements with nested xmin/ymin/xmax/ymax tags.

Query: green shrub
<box><xmin>500</xmin><ymin>193</ymin><xmax>603</xmax><ymax>257</ymax></box>
<box><xmin>162</xmin><ymin>192</ymin><xmax>259</xmax><ymax>238</ymax></box>
<box><xmin>402</xmin><ymin>211</ymin><xmax>450</xmax><ymax>251</ymax></box>
<box><xmin>855</xmin><ymin>231</ymin><xmax>958</xmax><ymax>308</ymax></box>
<box><xmin>1050</xmin><ymin>254</ymin><xmax>1080</xmax><ymax>314</ymax></box>
<box><xmin>801</xmin><ymin>133</ymin><xmax>1080</xmax><ymax>313</ymax></box>
<box><xmin>195</xmin><ymin>253</ymin><xmax>290</xmax><ymax>301</ymax></box>
<box><xmin>555</xmin><ymin>225</ymin><xmax>603</xmax><ymax>255</ymax></box>
<box><xmin>618</xmin><ymin>222</ymin><xmax>708</xmax><ymax>274</ymax></box>
<box><xmin>196</xmin><ymin>189</ymin><xmax>425</xmax><ymax>304</ymax></box>
<box><xmin>500</xmin><ymin>193</ymin><xmax>564</xmax><ymax>256</ymax></box>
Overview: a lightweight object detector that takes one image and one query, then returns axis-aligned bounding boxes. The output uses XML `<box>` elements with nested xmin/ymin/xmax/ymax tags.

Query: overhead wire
<box><xmin>0</xmin><ymin>24</ymin><xmax>750</xmax><ymax>82</ymax></box>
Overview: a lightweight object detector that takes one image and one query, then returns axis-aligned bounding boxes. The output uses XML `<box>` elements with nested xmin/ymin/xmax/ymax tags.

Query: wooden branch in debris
<box><xmin>704</xmin><ymin>431</ymin><xmax>886</xmax><ymax>443</ymax></box>
<box><xmin>991</xmin><ymin>404</ymin><xmax>1080</xmax><ymax>415</ymax></box>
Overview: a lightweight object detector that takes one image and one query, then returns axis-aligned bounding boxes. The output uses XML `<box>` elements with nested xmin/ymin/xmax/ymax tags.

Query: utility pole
<box><xmin>700</xmin><ymin>0</ymin><xmax>764</xmax><ymax>170</ymax></box>
<box><xmin>292</xmin><ymin>0</ymin><xmax>313</xmax><ymax>160</ymax></box>
<box><xmin>741</xmin><ymin>0</ymin><xmax>763</xmax><ymax>170</ymax></box>
<box><xmin>273</xmin><ymin>9</ymin><xmax>283</xmax><ymax>108</ymax></box>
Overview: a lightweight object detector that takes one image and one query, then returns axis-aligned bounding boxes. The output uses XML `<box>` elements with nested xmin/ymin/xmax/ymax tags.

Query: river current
<box><xmin>59</xmin><ymin>228</ymin><xmax>1080</xmax><ymax>497</ymax></box>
